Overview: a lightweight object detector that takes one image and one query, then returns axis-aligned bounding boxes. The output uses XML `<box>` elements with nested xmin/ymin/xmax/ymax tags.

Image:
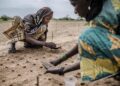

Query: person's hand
<box><xmin>45</xmin><ymin>67</ymin><xmax>64</xmax><ymax>75</ymax></box>
<box><xmin>42</xmin><ymin>61</ymin><xmax>64</xmax><ymax>75</ymax></box>
<box><xmin>45</xmin><ymin>42</ymin><xmax>57</xmax><ymax>49</ymax></box>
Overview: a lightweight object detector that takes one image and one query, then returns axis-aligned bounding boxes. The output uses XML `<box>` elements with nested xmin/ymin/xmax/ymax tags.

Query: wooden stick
<box><xmin>36</xmin><ymin>75</ymin><xmax>39</xmax><ymax>86</ymax></box>
<box><xmin>52</xmin><ymin>31</ymin><xmax>53</xmax><ymax>42</ymax></box>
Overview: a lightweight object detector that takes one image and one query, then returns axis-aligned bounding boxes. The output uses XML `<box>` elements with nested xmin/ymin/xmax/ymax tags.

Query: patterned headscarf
<box><xmin>94</xmin><ymin>0</ymin><xmax>119</xmax><ymax>32</ymax></box>
<box><xmin>34</xmin><ymin>7</ymin><xmax>53</xmax><ymax>26</ymax></box>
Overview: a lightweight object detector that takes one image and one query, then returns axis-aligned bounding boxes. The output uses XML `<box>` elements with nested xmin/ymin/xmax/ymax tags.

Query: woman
<box><xmin>4</xmin><ymin>7</ymin><xmax>58</xmax><ymax>53</ymax></box>
<box><xmin>43</xmin><ymin>0</ymin><xmax>120</xmax><ymax>83</ymax></box>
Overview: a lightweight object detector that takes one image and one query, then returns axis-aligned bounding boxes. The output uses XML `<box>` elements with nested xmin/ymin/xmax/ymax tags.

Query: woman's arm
<box><xmin>25</xmin><ymin>33</ymin><xmax>46</xmax><ymax>45</ymax></box>
<box><xmin>44</xmin><ymin>29</ymin><xmax>48</xmax><ymax>41</ymax></box>
<box><xmin>44</xmin><ymin>61</ymin><xmax>80</xmax><ymax>75</ymax></box>
<box><xmin>63</xmin><ymin>61</ymin><xmax>80</xmax><ymax>73</ymax></box>
<box><xmin>25</xmin><ymin>33</ymin><xmax>56</xmax><ymax>49</ymax></box>
<box><xmin>50</xmin><ymin>44</ymin><xmax>78</xmax><ymax>65</ymax></box>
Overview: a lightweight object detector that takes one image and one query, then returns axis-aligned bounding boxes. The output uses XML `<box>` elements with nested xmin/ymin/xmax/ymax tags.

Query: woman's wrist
<box><xmin>60</xmin><ymin>53</ymin><xmax>68</xmax><ymax>60</ymax></box>
<box><xmin>42</xmin><ymin>42</ymin><xmax>47</xmax><ymax>46</ymax></box>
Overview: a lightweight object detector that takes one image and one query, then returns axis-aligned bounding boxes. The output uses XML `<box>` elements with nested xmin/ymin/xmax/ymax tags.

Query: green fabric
<box><xmin>78</xmin><ymin>0</ymin><xmax>120</xmax><ymax>82</ymax></box>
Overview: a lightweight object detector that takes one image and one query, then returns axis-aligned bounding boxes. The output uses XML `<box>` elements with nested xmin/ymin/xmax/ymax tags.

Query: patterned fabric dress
<box><xmin>3</xmin><ymin>7</ymin><xmax>52</xmax><ymax>43</ymax></box>
<box><xmin>78</xmin><ymin>0</ymin><xmax>120</xmax><ymax>82</ymax></box>
<box><xmin>3</xmin><ymin>16</ymin><xmax>47</xmax><ymax>42</ymax></box>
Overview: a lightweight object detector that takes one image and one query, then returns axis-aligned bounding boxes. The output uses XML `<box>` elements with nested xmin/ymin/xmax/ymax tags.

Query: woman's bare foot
<box><xmin>8</xmin><ymin>43</ymin><xmax>16</xmax><ymax>53</ymax></box>
<box><xmin>8</xmin><ymin>47</ymin><xmax>16</xmax><ymax>53</ymax></box>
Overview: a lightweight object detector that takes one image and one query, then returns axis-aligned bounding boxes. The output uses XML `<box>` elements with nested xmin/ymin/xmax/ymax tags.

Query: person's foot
<box><xmin>8</xmin><ymin>47</ymin><xmax>16</xmax><ymax>53</ymax></box>
<box><xmin>8</xmin><ymin>42</ymin><xmax>16</xmax><ymax>53</ymax></box>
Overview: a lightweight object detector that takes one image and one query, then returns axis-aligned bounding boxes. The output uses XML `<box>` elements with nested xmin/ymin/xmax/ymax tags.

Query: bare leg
<box><xmin>8</xmin><ymin>42</ymin><xmax>16</xmax><ymax>53</ymax></box>
<box><xmin>24</xmin><ymin>35</ymin><xmax>47</xmax><ymax>48</ymax></box>
<box><xmin>25</xmin><ymin>34</ymin><xmax>46</xmax><ymax>46</ymax></box>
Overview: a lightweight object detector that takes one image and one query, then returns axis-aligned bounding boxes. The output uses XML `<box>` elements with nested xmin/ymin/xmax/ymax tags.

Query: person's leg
<box><xmin>8</xmin><ymin>42</ymin><xmax>16</xmax><ymax>53</ymax></box>
<box><xmin>24</xmin><ymin>34</ymin><xmax>44</xmax><ymax>48</ymax></box>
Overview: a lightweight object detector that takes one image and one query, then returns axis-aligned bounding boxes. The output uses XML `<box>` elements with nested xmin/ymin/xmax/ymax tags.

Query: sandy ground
<box><xmin>0</xmin><ymin>20</ymin><xmax>120</xmax><ymax>86</ymax></box>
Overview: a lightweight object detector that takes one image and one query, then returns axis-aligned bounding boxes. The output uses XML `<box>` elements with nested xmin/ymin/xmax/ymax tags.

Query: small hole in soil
<box><xmin>48</xmin><ymin>78</ymin><xmax>52</xmax><ymax>81</ymax></box>
<box><xmin>59</xmin><ymin>83</ymin><xmax>63</xmax><ymax>86</ymax></box>
<box><xmin>0</xmin><ymin>64</ymin><xmax>3</xmax><ymax>66</ymax></box>
<box><xmin>15</xmin><ymin>56</ymin><xmax>17</xmax><ymax>58</ymax></box>
<box><xmin>7</xmin><ymin>59</ymin><xmax>10</xmax><ymax>61</ymax></box>
<box><xmin>42</xmin><ymin>57</ymin><xmax>46</xmax><ymax>59</ymax></box>
<box><xmin>33</xmin><ymin>64</ymin><xmax>36</xmax><ymax>66</ymax></box>
<box><xmin>26</xmin><ymin>61</ymin><xmax>30</xmax><ymax>63</ymax></box>
<box><xmin>19</xmin><ymin>58</ymin><xmax>24</xmax><ymax>60</ymax></box>
<box><xmin>40</xmin><ymin>66</ymin><xmax>43</xmax><ymax>69</ymax></box>
<box><xmin>9</xmin><ymin>84</ymin><xmax>13</xmax><ymax>86</ymax></box>
<box><xmin>2</xmin><ymin>80</ymin><xmax>6</xmax><ymax>82</ymax></box>
<box><xmin>30</xmin><ymin>70</ymin><xmax>33</xmax><ymax>72</ymax></box>
<box><xmin>11</xmin><ymin>70</ymin><xmax>15</xmax><ymax>72</ymax></box>
<box><xmin>11</xmin><ymin>61</ymin><xmax>14</xmax><ymax>63</ymax></box>
<box><xmin>23</xmin><ymin>66</ymin><xmax>26</xmax><ymax>69</ymax></box>
<box><xmin>5</xmin><ymin>66</ymin><xmax>8</xmax><ymax>69</ymax></box>
<box><xmin>35</xmin><ymin>59</ymin><xmax>38</xmax><ymax>60</ymax></box>
<box><xmin>18</xmin><ymin>74</ymin><xmax>21</xmax><ymax>77</ymax></box>
<box><xmin>17</xmin><ymin>64</ymin><xmax>19</xmax><ymax>66</ymax></box>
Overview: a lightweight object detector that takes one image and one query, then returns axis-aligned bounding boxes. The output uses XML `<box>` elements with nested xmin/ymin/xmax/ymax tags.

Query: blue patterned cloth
<box><xmin>78</xmin><ymin>0</ymin><xmax>120</xmax><ymax>82</ymax></box>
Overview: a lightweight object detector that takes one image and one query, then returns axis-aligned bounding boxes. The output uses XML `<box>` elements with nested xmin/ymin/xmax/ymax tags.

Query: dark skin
<box><xmin>70</xmin><ymin>0</ymin><xmax>104</xmax><ymax>21</ymax></box>
<box><xmin>43</xmin><ymin>0</ymin><xmax>90</xmax><ymax>75</ymax></box>
<box><xmin>42</xmin><ymin>1</ymin><xmax>89</xmax><ymax>74</ymax></box>
<box><xmin>52</xmin><ymin>44</ymin><xmax>80</xmax><ymax>73</ymax></box>
<box><xmin>50</xmin><ymin>44</ymin><xmax>78</xmax><ymax>65</ymax></box>
<box><xmin>25</xmin><ymin>13</ymin><xmax>57</xmax><ymax>49</ymax></box>
<box><xmin>43</xmin><ymin>0</ymin><xmax>104</xmax><ymax>74</ymax></box>
<box><xmin>9</xmin><ymin>13</ymin><xmax>58</xmax><ymax>53</ymax></box>
<box><xmin>43</xmin><ymin>44</ymin><xmax>80</xmax><ymax>74</ymax></box>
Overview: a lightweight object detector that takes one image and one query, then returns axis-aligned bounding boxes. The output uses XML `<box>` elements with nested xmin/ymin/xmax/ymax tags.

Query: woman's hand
<box><xmin>45</xmin><ymin>42</ymin><xmax>57</xmax><ymax>49</ymax></box>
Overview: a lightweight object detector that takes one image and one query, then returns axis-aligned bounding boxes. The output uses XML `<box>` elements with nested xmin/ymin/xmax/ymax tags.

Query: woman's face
<box><xmin>70</xmin><ymin>0</ymin><xmax>104</xmax><ymax>21</ymax></box>
<box><xmin>70</xmin><ymin>0</ymin><xmax>91</xmax><ymax>19</ymax></box>
<box><xmin>42</xmin><ymin>13</ymin><xmax>53</xmax><ymax>25</ymax></box>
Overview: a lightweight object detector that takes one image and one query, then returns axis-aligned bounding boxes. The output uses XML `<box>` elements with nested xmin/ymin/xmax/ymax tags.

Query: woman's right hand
<box><xmin>45</xmin><ymin>42</ymin><xmax>57</xmax><ymax>49</ymax></box>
